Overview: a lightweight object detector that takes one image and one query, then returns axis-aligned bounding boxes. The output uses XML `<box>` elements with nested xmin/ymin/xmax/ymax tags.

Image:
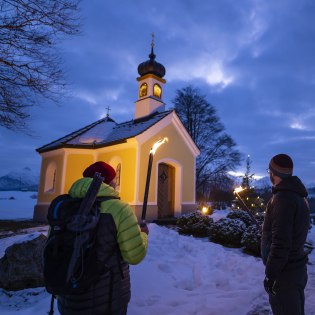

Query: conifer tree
<box><xmin>234</xmin><ymin>155</ymin><xmax>265</xmax><ymax>216</ymax></box>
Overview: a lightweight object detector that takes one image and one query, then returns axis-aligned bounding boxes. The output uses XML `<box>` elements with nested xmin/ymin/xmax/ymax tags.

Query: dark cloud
<box><xmin>1</xmin><ymin>0</ymin><xmax>314</xmax><ymax>185</ymax></box>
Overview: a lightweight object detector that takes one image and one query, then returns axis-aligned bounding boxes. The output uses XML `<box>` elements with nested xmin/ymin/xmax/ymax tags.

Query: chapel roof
<box><xmin>36</xmin><ymin>110</ymin><xmax>173</xmax><ymax>153</ymax></box>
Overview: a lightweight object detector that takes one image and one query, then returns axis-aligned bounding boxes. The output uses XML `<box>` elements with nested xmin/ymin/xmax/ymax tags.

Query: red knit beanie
<box><xmin>83</xmin><ymin>161</ymin><xmax>116</xmax><ymax>185</ymax></box>
<box><xmin>269</xmin><ymin>154</ymin><xmax>293</xmax><ymax>178</ymax></box>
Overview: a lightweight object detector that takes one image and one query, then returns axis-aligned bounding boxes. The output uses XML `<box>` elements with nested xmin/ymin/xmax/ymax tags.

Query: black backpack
<box><xmin>44</xmin><ymin>195</ymin><xmax>114</xmax><ymax>295</ymax></box>
<box><xmin>43</xmin><ymin>173</ymin><xmax>119</xmax><ymax>299</ymax></box>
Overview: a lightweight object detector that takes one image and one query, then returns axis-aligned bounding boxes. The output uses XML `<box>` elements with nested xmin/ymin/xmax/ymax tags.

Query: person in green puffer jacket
<box><xmin>57</xmin><ymin>161</ymin><xmax>149</xmax><ymax>315</ymax></box>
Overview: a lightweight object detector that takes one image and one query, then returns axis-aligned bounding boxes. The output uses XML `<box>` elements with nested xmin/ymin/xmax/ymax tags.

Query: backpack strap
<box><xmin>47</xmin><ymin>194</ymin><xmax>71</xmax><ymax>226</ymax></box>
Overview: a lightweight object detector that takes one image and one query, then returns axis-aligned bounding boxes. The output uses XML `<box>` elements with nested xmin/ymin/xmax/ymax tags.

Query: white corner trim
<box><xmin>134</xmin><ymin>142</ymin><xmax>141</xmax><ymax>204</ymax></box>
<box><xmin>134</xmin><ymin>112</ymin><xmax>200</xmax><ymax>158</ymax></box>
<box><xmin>182</xmin><ymin>202</ymin><xmax>197</xmax><ymax>205</ymax></box>
<box><xmin>61</xmin><ymin>151</ymin><xmax>68</xmax><ymax>193</ymax></box>
<box><xmin>193</xmin><ymin>157</ymin><xmax>196</xmax><ymax>202</ymax></box>
<box><xmin>135</xmin><ymin>113</ymin><xmax>173</xmax><ymax>145</ymax></box>
<box><xmin>131</xmin><ymin>201</ymin><xmax>157</xmax><ymax>206</ymax></box>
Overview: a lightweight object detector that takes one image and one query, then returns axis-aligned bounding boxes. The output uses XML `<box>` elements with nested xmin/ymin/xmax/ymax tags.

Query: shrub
<box><xmin>177</xmin><ymin>211</ymin><xmax>214</xmax><ymax>237</ymax></box>
<box><xmin>208</xmin><ymin>218</ymin><xmax>246</xmax><ymax>247</ymax></box>
<box><xmin>227</xmin><ymin>210</ymin><xmax>255</xmax><ymax>227</ymax></box>
<box><xmin>241</xmin><ymin>224</ymin><xmax>262</xmax><ymax>256</ymax></box>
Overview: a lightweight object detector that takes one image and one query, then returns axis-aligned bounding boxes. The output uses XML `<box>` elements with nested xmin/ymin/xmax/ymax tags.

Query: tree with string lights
<box><xmin>232</xmin><ymin>155</ymin><xmax>265</xmax><ymax>217</ymax></box>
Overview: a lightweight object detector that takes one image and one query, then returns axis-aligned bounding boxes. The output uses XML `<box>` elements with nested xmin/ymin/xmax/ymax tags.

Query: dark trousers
<box><xmin>116</xmin><ymin>305</ymin><xmax>128</xmax><ymax>315</ymax></box>
<box><xmin>269</xmin><ymin>265</ymin><xmax>307</xmax><ymax>315</ymax></box>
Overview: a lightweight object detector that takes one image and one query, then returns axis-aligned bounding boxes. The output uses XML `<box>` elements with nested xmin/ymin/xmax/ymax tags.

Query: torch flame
<box><xmin>150</xmin><ymin>137</ymin><xmax>168</xmax><ymax>155</ymax></box>
<box><xmin>234</xmin><ymin>186</ymin><xmax>244</xmax><ymax>194</ymax></box>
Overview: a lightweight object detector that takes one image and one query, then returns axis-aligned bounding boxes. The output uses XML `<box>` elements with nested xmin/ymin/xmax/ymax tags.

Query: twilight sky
<box><xmin>1</xmin><ymin>0</ymin><xmax>315</xmax><ymax>185</ymax></box>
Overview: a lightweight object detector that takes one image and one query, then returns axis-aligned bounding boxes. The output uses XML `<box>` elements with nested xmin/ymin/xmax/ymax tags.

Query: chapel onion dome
<box><xmin>137</xmin><ymin>46</ymin><xmax>166</xmax><ymax>78</ymax></box>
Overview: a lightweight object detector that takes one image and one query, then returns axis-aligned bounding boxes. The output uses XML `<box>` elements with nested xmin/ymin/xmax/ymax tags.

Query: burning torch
<box><xmin>141</xmin><ymin>137</ymin><xmax>168</xmax><ymax>225</ymax></box>
<box><xmin>233</xmin><ymin>186</ymin><xmax>259</xmax><ymax>227</ymax></box>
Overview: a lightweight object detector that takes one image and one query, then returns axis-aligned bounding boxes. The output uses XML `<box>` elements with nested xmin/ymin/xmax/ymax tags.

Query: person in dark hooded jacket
<box><xmin>261</xmin><ymin>154</ymin><xmax>310</xmax><ymax>315</ymax></box>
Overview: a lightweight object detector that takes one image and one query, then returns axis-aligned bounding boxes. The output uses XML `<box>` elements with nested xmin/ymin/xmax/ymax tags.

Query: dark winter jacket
<box><xmin>261</xmin><ymin>176</ymin><xmax>310</xmax><ymax>281</ymax></box>
<box><xmin>57</xmin><ymin>178</ymin><xmax>148</xmax><ymax>315</ymax></box>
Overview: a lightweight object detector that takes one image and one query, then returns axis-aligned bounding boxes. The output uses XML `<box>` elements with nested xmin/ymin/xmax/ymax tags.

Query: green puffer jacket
<box><xmin>57</xmin><ymin>177</ymin><xmax>148</xmax><ymax>315</ymax></box>
<box><xmin>68</xmin><ymin>177</ymin><xmax>148</xmax><ymax>264</ymax></box>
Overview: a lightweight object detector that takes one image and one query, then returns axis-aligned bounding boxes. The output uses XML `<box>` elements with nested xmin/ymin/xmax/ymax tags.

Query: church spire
<box><xmin>137</xmin><ymin>34</ymin><xmax>165</xmax><ymax>78</ymax></box>
<box><xmin>134</xmin><ymin>35</ymin><xmax>166</xmax><ymax>119</ymax></box>
<box><xmin>149</xmin><ymin>33</ymin><xmax>156</xmax><ymax>60</ymax></box>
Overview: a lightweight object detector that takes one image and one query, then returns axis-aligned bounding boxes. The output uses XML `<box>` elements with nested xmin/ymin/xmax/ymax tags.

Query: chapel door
<box><xmin>157</xmin><ymin>163</ymin><xmax>175</xmax><ymax>219</ymax></box>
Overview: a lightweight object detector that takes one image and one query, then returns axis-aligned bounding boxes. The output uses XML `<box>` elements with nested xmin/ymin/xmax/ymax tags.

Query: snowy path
<box><xmin>0</xmin><ymin>224</ymin><xmax>314</xmax><ymax>315</ymax></box>
<box><xmin>129</xmin><ymin>225</ymin><xmax>315</xmax><ymax>315</ymax></box>
<box><xmin>305</xmin><ymin>240</ymin><xmax>315</xmax><ymax>314</ymax></box>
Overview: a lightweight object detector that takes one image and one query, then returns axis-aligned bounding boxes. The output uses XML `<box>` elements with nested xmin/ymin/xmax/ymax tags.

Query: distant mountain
<box><xmin>229</xmin><ymin>174</ymin><xmax>271</xmax><ymax>190</ymax></box>
<box><xmin>0</xmin><ymin>167</ymin><xmax>39</xmax><ymax>191</ymax></box>
<box><xmin>251</xmin><ymin>176</ymin><xmax>271</xmax><ymax>189</ymax></box>
<box><xmin>252</xmin><ymin>177</ymin><xmax>315</xmax><ymax>197</ymax></box>
<box><xmin>308</xmin><ymin>187</ymin><xmax>315</xmax><ymax>198</ymax></box>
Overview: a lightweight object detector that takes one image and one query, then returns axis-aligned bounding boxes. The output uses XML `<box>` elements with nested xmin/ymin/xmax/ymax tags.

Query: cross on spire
<box><xmin>151</xmin><ymin>32</ymin><xmax>155</xmax><ymax>48</ymax></box>
<box><xmin>149</xmin><ymin>33</ymin><xmax>156</xmax><ymax>60</ymax></box>
<box><xmin>105</xmin><ymin>106</ymin><xmax>111</xmax><ymax>117</ymax></box>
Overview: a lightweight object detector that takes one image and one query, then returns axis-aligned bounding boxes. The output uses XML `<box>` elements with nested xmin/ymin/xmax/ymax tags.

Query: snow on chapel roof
<box><xmin>36</xmin><ymin>110</ymin><xmax>173</xmax><ymax>153</ymax></box>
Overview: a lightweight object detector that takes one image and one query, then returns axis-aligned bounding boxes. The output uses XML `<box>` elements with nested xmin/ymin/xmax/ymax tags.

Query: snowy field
<box><xmin>0</xmin><ymin>192</ymin><xmax>314</xmax><ymax>315</ymax></box>
<box><xmin>0</xmin><ymin>191</ymin><xmax>37</xmax><ymax>220</ymax></box>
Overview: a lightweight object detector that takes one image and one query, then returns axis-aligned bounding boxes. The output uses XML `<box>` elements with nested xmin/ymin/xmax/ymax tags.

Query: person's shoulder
<box><xmin>273</xmin><ymin>190</ymin><xmax>297</xmax><ymax>211</ymax></box>
<box><xmin>274</xmin><ymin>190</ymin><xmax>294</xmax><ymax>199</ymax></box>
<box><xmin>100</xmin><ymin>197</ymin><xmax>132</xmax><ymax>213</ymax></box>
<box><xmin>100</xmin><ymin>198</ymin><xmax>138</xmax><ymax>230</ymax></box>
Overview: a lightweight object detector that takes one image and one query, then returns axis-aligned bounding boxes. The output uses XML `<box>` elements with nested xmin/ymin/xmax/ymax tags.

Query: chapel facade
<box><xmin>34</xmin><ymin>42</ymin><xmax>200</xmax><ymax>222</ymax></box>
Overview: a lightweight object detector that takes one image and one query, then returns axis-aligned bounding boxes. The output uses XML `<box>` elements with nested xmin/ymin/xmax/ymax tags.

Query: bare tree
<box><xmin>0</xmin><ymin>0</ymin><xmax>81</xmax><ymax>130</ymax></box>
<box><xmin>172</xmin><ymin>86</ymin><xmax>241</xmax><ymax>198</ymax></box>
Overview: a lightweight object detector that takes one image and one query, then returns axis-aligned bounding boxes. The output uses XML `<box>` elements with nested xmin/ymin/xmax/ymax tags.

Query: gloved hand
<box><xmin>140</xmin><ymin>223</ymin><xmax>149</xmax><ymax>235</ymax></box>
<box><xmin>264</xmin><ymin>276</ymin><xmax>276</xmax><ymax>296</ymax></box>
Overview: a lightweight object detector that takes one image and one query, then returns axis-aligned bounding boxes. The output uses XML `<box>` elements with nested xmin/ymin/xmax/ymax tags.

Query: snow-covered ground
<box><xmin>0</xmin><ymin>192</ymin><xmax>314</xmax><ymax>315</ymax></box>
<box><xmin>0</xmin><ymin>191</ymin><xmax>37</xmax><ymax>220</ymax></box>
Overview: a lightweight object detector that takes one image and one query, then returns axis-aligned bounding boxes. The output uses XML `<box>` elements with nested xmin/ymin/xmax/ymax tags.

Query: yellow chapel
<box><xmin>34</xmin><ymin>43</ymin><xmax>200</xmax><ymax>222</ymax></box>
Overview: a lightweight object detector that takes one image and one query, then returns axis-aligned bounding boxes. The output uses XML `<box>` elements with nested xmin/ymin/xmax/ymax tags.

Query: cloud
<box><xmin>75</xmin><ymin>91</ymin><xmax>97</xmax><ymax>105</ymax></box>
<box><xmin>290</xmin><ymin>122</ymin><xmax>306</xmax><ymax>130</ymax></box>
<box><xmin>2</xmin><ymin>0</ymin><xmax>315</xmax><ymax>186</ymax></box>
<box><xmin>167</xmin><ymin>56</ymin><xmax>235</xmax><ymax>90</ymax></box>
<box><xmin>260</xmin><ymin>108</ymin><xmax>315</xmax><ymax>131</ymax></box>
<box><xmin>269</xmin><ymin>135</ymin><xmax>315</xmax><ymax>145</ymax></box>
<box><xmin>75</xmin><ymin>87</ymin><xmax>123</xmax><ymax>105</ymax></box>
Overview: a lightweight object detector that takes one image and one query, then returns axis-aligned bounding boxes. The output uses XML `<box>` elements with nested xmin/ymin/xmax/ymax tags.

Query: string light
<box><xmin>202</xmin><ymin>206</ymin><xmax>208</xmax><ymax>214</ymax></box>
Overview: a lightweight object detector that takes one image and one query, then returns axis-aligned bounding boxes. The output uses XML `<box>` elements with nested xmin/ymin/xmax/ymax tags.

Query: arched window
<box><xmin>44</xmin><ymin>162</ymin><xmax>57</xmax><ymax>193</ymax></box>
<box><xmin>153</xmin><ymin>83</ymin><xmax>162</xmax><ymax>98</ymax></box>
<box><xmin>115</xmin><ymin>163</ymin><xmax>121</xmax><ymax>191</ymax></box>
<box><xmin>139</xmin><ymin>83</ymin><xmax>148</xmax><ymax>97</ymax></box>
